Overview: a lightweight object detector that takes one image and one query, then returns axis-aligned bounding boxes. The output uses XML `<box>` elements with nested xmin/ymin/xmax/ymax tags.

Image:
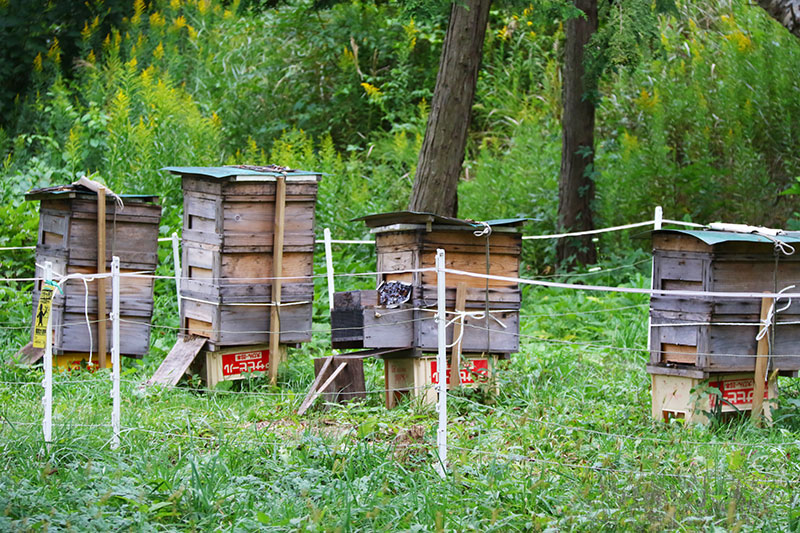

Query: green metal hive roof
<box><xmin>161</xmin><ymin>165</ymin><xmax>321</xmax><ymax>180</ymax></box>
<box><xmin>655</xmin><ymin>229</ymin><xmax>800</xmax><ymax>245</ymax></box>
<box><xmin>354</xmin><ymin>211</ymin><xmax>527</xmax><ymax>229</ymax></box>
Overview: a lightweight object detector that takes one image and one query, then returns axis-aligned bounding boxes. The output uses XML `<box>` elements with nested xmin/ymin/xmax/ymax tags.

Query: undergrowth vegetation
<box><xmin>1</xmin><ymin>0</ymin><xmax>799</xmax><ymax>530</ymax></box>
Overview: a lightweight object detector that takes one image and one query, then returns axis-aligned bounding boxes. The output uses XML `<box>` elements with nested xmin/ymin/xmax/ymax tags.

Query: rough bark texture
<box><xmin>557</xmin><ymin>0</ymin><xmax>598</xmax><ymax>266</ymax></box>
<box><xmin>408</xmin><ymin>0</ymin><xmax>491</xmax><ymax>217</ymax></box>
<box><xmin>757</xmin><ymin>0</ymin><xmax>800</xmax><ymax>39</ymax></box>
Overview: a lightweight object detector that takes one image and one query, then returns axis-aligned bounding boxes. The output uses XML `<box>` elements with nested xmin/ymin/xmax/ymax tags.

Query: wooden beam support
<box><xmin>97</xmin><ymin>186</ymin><xmax>107</xmax><ymax>370</ymax></box>
<box><xmin>297</xmin><ymin>356</ymin><xmax>333</xmax><ymax>414</ymax></box>
<box><xmin>269</xmin><ymin>175</ymin><xmax>287</xmax><ymax>385</ymax></box>
<box><xmin>751</xmin><ymin>295</ymin><xmax>771</xmax><ymax>424</ymax></box>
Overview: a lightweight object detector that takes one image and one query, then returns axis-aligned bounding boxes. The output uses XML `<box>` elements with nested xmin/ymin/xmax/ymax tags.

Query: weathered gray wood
<box><xmin>414</xmin><ymin>310</ymin><xmax>519</xmax><ymax>353</ymax></box>
<box><xmin>645</xmin><ymin>364</ymin><xmax>708</xmax><ymax>379</ymax></box>
<box><xmin>147</xmin><ymin>335</ymin><xmax>207</xmax><ymax>387</ymax></box>
<box><xmin>58</xmin><ymin>314</ymin><xmax>151</xmax><ymax>356</ymax></box>
<box><xmin>363</xmin><ymin>308</ymin><xmax>415</xmax><ymax>348</ymax></box>
<box><xmin>13</xmin><ymin>342</ymin><xmax>45</xmax><ymax>365</ymax></box>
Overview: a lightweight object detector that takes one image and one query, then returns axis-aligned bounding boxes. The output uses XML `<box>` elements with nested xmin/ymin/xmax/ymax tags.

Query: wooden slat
<box><xmin>661</xmin><ymin>343</ymin><xmax>697</xmax><ymax>365</ymax></box>
<box><xmin>269</xmin><ymin>175</ymin><xmax>286</xmax><ymax>385</ymax></box>
<box><xmin>451</xmin><ymin>282</ymin><xmax>467</xmax><ymax>388</ymax></box>
<box><xmin>97</xmin><ymin>187</ymin><xmax>107</xmax><ymax>370</ymax></box>
<box><xmin>298</xmin><ymin>356</ymin><xmax>332</xmax><ymax>414</ymax></box>
<box><xmin>146</xmin><ymin>335</ymin><xmax>207</xmax><ymax>387</ymax></box>
<box><xmin>751</xmin><ymin>296</ymin><xmax>771</xmax><ymax>424</ymax></box>
<box><xmin>297</xmin><ymin>362</ymin><xmax>347</xmax><ymax>415</ymax></box>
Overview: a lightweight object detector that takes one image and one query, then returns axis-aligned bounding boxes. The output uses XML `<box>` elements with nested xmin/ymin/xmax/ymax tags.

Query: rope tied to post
<box><xmin>756</xmin><ymin>285</ymin><xmax>795</xmax><ymax>342</ymax></box>
<box><xmin>472</xmin><ymin>221</ymin><xmax>492</xmax><ymax>238</ymax></box>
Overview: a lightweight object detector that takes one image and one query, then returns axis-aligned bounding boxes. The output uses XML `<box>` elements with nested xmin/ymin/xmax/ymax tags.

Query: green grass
<box><xmin>2</xmin><ymin>265</ymin><xmax>799</xmax><ymax>531</ymax></box>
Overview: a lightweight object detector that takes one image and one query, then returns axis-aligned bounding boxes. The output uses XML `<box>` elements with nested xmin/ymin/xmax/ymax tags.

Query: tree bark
<box><xmin>756</xmin><ymin>0</ymin><xmax>800</xmax><ymax>39</ymax></box>
<box><xmin>408</xmin><ymin>0</ymin><xmax>491</xmax><ymax>217</ymax></box>
<box><xmin>557</xmin><ymin>0</ymin><xmax>598</xmax><ymax>266</ymax></box>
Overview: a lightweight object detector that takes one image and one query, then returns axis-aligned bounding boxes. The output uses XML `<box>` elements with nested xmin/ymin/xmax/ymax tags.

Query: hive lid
<box><xmin>162</xmin><ymin>165</ymin><xmax>322</xmax><ymax>182</ymax></box>
<box><xmin>653</xmin><ymin>229</ymin><xmax>800</xmax><ymax>246</ymax></box>
<box><xmin>25</xmin><ymin>184</ymin><xmax>158</xmax><ymax>203</ymax></box>
<box><xmin>354</xmin><ymin>211</ymin><xmax>527</xmax><ymax>232</ymax></box>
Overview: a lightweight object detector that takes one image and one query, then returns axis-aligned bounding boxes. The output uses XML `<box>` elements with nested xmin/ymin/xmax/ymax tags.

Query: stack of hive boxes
<box><xmin>331</xmin><ymin>211</ymin><xmax>524</xmax><ymax>407</ymax></box>
<box><xmin>164</xmin><ymin>165</ymin><xmax>321</xmax><ymax>387</ymax></box>
<box><xmin>26</xmin><ymin>183</ymin><xmax>161</xmax><ymax>369</ymax></box>
<box><xmin>648</xmin><ymin>229</ymin><xmax>800</xmax><ymax>422</ymax></box>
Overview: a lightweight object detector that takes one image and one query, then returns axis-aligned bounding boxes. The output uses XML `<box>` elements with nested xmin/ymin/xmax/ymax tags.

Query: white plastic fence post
<box><xmin>324</xmin><ymin>228</ymin><xmax>335</xmax><ymax>311</ymax></box>
<box><xmin>435</xmin><ymin>248</ymin><xmax>448</xmax><ymax>478</ymax></box>
<box><xmin>171</xmin><ymin>232</ymin><xmax>181</xmax><ymax>316</ymax></box>
<box><xmin>654</xmin><ymin>206</ymin><xmax>663</xmax><ymax>231</ymax></box>
<box><xmin>110</xmin><ymin>256</ymin><xmax>121</xmax><ymax>450</ymax></box>
<box><xmin>42</xmin><ymin>261</ymin><xmax>53</xmax><ymax>449</ymax></box>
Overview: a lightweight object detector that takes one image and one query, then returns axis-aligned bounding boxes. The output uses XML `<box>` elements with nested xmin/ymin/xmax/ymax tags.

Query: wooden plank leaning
<box><xmin>297</xmin><ymin>356</ymin><xmax>333</xmax><ymax>415</ymax></box>
<box><xmin>269</xmin><ymin>175</ymin><xmax>287</xmax><ymax>385</ymax></box>
<box><xmin>146</xmin><ymin>335</ymin><xmax>207</xmax><ymax>388</ymax></box>
<box><xmin>298</xmin><ymin>361</ymin><xmax>347</xmax><ymax>416</ymax></box>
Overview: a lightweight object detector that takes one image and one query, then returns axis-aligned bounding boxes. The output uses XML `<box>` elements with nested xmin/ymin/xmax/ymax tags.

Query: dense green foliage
<box><xmin>1</xmin><ymin>0</ymin><xmax>799</xmax><ymax>530</ymax></box>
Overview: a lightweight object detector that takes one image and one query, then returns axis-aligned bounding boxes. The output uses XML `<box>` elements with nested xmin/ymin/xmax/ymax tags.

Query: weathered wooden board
<box><xmin>147</xmin><ymin>335</ymin><xmax>207</xmax><ymax>387</ymax></box>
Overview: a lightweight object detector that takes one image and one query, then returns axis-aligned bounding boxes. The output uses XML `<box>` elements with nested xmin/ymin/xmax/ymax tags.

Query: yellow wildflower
<box><xmin>173</xmin><ymin>15</ymin><xmax>187</xmax><ymax>31</ymax></box>
<box><xmin>728</xmin><ymin>30</ymin><xmax>751</xmax><ymax>52</ymax></box>
<box><xmin>170</xmin><ymin>0</ymin><xmax>181</xmax><ymax>9</ymax></box>
<box><xmin>81</xmin><ymin>21</ymin><xmax>92</xmax><ymax>41</ymax></box>
<box><xmin>87</xmin><ymin>50</ymin><xmax>96</xmax><ymax>64</ymax></box>
<box><xmin>360</xmin><ymin>82</ymin><xmax>383</xmax><ymax>100</ymax></box>
<box><xmin>497</xmin><ymin>25</ymin><xmax>510</xmax><ymax>41</ymax></box>
<box><xmin>33</xmin><ymin>52</ymin><xmax>43</xmax><ymax>72</ymax></box>
<box><xmin>153</xmin><ymin>42</ymin><xmax>165</xmax><ymax>60</ymax></box>
<box><xmin>150</xmin><ymin>12</ymin><xmax>166</xmax><ymax>28</ymax></box>
<box><xmin>132</xmin><ymin>0</ymin><xmax>145</xmax><ymax>25</ymax></box>
<box><xmin>47</xmin><ymin>38</ymin><xmax>61</xmax><ymax>65</ymax></box>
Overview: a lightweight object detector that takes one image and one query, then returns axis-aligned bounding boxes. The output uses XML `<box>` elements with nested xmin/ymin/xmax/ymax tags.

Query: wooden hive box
<box><xmin>331</xmin><ymin>211</ymin><xmax>523</xmax><ymax>353</ymax></box>
<box><xmin>26</xmin><ymin>184</ymin><xmax>161</xmax><ymax>358</ymax></box>
<box><xmin>163</xmin><ymin>166</ymin><xmax>321</xmax><ymax>351</ymax></box>
<box><xmin>651</xmin><ymin>372</ymin><xmax>777</xmax><ymax>424</ymax></box>
<box><xmin>383</xmin><ymin>351</ymin><xmax>499</xmax><ymax>408</ymax></box>
<box><xmin>648</xmin><ymin>229</ymin><xmax>800</xmax><ymax>377</ymax></box>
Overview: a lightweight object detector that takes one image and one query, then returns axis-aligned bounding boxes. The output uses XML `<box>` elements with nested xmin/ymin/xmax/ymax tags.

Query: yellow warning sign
<box><xmin>32</xmin><ymin>285</ymin><xmax>55</xmax><ymax>348</ymax></box>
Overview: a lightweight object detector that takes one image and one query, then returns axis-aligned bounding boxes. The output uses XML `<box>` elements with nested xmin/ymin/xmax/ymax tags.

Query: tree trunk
<box><xmin>756</xmin><ymin>0</ymin><xmax>800</xmax><ymax>39</ymax></box>
<box><xmin>557</xmin><ymin>0</ymin><xmax>598</xmax><ymax>266</ymax></box>
<box><xmin>408</xmin><ymin>0</ymin><xmax>491</xmax><ymax>217</ymax></box>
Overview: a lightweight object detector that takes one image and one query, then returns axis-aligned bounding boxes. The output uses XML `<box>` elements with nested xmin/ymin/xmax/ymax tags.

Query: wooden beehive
<box><xmin>648</xmin><ymin>229</ymin><xmax>800</xmax><ymax>377</ymax></box>
<box><xmin>26</xmin><ymin>185</ymin><xmax>161</xmax><ymax>358</ymax></box>
<box><xmin>331</xmin><ymin>212</ymin><xmax>523</xmax><ymax>354</ymax></box>
<box><xmin>164</xmin><ymin>166</ymin><xmax>320</xmax><ymax>351</ymax></box>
